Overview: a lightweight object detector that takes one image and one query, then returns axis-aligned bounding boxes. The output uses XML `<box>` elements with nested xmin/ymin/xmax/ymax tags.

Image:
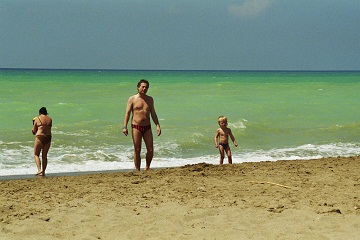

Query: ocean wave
<box><xmin>0</xmin><ymin>142</ymin><xmax>358</xmax><ymax>176</ymax></box>
<box><xmin>53</xmin><ymin>130</ymin><xmax>91</xmax><ymax>136</ymax></box>
<box><xmin>228</xmin><ymin>119</ymin><xmax>247</xmax><ymax>129</ymax></box>
<box><xmin>236</xmin><ymin>142</ymin><xmax>360</xmax><ymax>163</ymax></box>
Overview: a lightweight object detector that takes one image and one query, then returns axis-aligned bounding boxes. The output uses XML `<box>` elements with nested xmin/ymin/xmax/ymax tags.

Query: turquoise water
<box><xmin>0</xmin><ymin>69</ymin><xmax>359</xmax><ymax>175</ymax></box>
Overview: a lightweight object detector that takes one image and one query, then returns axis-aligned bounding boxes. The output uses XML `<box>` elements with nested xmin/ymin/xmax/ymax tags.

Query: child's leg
<box><xmin>219</xmin><ymin>146</ymin><xmax>225</xmax><ymax>164</ymax></box>
<box><xmin>226</xmin><ymin>148</ymin><xmax>232</xmax><ymax>164</ymax></box>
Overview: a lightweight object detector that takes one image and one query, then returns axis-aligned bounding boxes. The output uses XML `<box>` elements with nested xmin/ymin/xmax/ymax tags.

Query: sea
<box><xmin>0</xmin><ymin>69</ymin><xmax>359</xmax><ymax>177</ymax></box>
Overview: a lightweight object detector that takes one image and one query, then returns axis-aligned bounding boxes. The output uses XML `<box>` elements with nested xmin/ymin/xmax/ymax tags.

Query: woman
<box><xmin>32</xmin><ymin>107</ymin><xmax>52</xmax><ymax>176</ymax></box>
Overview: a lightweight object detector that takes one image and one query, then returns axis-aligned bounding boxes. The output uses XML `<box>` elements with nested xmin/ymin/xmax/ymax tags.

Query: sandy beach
<box><xmin>1</xmin><ymin>156</ymin><xmax>359</xmax><ymax>240</ymax></box>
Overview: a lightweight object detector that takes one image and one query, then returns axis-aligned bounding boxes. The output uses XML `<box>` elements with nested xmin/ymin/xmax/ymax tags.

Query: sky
<box><xmin>0</xmin><ymin>0</ymin><xmax>359</xmax><ymax>70</ymax></box>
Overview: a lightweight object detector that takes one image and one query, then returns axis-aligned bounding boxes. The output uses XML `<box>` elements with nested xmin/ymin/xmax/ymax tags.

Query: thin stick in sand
<box><xmin>249</xmin><ymin>181</ymin><xmax>291</xmax><ymax>189</ymax></box>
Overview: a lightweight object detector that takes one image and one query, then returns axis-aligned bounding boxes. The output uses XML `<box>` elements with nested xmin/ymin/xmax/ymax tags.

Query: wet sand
<box><xmin>1</xmin><ymin>156</ymin><xmax>359</xmax><ymax>239</ymax></box>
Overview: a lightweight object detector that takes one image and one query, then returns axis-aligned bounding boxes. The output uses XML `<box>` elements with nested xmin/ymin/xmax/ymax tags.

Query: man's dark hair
<box><xmin>137</xmin><ymin>79</ymin><xmax>149</xmax><ymax>88</ymax></box>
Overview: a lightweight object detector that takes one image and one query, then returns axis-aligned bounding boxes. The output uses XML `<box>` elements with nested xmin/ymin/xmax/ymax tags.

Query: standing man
<box><xmin>122</xmin><ymin>79</ymin><xmax>161</xmax><ymax>171</ymax></box>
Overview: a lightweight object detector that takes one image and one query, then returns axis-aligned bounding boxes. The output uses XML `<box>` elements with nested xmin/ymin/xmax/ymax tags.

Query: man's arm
<box><xmin>149</xmin><ymin>97</ymin><xmax>161</xmax><ymax>136</ymax></box>
<box><xmin>122</xmin><ymin>97</ymin><xmax>133</xmax><ymax>136</ymax></box>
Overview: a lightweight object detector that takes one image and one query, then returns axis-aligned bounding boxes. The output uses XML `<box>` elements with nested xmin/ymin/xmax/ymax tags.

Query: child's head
<box><xmin>218</xmin><ymin>116</ymin><xmax>228</xmax><ymax>126</ymax></box>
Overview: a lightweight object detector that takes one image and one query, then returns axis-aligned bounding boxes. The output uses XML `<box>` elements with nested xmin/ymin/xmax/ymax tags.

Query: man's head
<box><xmin>137</xmin><ymin>79</ymin><xmax>149</xmax><ymax>88</ymax></box>
<box><xmin>137</xmin><ymin>79</ymin><xmax>150</xmax><ymax>94</ymax></box>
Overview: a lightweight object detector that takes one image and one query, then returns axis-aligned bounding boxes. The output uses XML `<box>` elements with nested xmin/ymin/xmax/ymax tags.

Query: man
<box><xmin>122</xmin><ymin>79</ymin><xmax>161</xmax><ymax>171</ymax></box>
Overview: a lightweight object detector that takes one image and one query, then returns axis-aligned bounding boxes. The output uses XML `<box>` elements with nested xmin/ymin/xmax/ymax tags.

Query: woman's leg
<box><xmin>34</xmin><ymin>138</ymin><xmax>43</xmax><ymax>175</ymax></box>
<box><xmin>41</xmin><ymin>142</ymin><xmax>51</xmax><ymax>175</ymax></box>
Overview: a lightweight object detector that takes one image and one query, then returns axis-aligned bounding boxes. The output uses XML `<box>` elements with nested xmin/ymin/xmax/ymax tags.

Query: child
<box><xmin>214</xmin><ymin>116</ymin><xmax>238</xmax><ymax>164</ymax></box>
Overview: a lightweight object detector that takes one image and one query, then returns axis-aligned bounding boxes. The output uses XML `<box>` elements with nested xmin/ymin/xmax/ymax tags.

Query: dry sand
<box><xmin>1</xmin><ymin>156</ymin><xmax>359</xmax><ymax>240</ymax></box>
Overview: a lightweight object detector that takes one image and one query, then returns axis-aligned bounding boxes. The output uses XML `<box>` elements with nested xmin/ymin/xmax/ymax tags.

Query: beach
<box><xmin>1</xmin><ymin>156</ymin><xmax>359</xmax><ymax>240</ymax></box>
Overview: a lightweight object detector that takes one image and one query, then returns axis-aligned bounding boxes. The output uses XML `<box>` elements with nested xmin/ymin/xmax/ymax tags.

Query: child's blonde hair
<box><xmin>218</xmin><ymin>116</ymin><xmax>228</xmax><ymax>124</ymax></box>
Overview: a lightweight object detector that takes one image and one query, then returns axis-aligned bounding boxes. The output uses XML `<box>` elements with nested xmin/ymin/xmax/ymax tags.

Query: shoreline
<box><xmin>1</xmin><ymin>156</ymin><xmax>359</xmax><ymax>239</ymax></box>
<box><xmin>0</xmin><ymin>155</ymin><xmax>358</xmax><ymax>181</ymax></box>
<box><xmin>0</xmin><ymin>168</ymin><xmax>135</xmax><ymax>181</ymax></box>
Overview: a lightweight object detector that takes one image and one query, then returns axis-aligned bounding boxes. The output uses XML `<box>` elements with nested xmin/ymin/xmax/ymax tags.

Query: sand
<box><xmin>0</xmin><ymin>156</ymin><xmax>359</xmax><ymax>240</ymax></box>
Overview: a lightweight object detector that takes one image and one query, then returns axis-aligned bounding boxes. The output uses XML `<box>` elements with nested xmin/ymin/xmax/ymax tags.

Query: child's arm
<box><xmin>229</xmin><ymin>130</ymin><xmax>238</xmax><ymax>147</ymax></box>
<box><xmin>214</xmin><ymin>129</ymin><xmax>219</xmax><ymax>148</ymax></box>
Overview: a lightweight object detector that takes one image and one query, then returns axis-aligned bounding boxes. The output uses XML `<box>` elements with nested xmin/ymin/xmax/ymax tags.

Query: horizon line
<box><xmin>1</xmin><ymin>67</ymin><xmax>359</xmax><ymax>72</ymax></box>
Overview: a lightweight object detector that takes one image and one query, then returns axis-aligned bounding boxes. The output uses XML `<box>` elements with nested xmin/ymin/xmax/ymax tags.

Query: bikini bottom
<box><xmin>36</xmin><ymin>135</ymin><xmax>52</xmax><ymax>145</ymax></box>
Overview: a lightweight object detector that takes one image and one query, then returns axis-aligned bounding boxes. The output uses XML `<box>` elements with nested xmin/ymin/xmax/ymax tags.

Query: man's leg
<box><xmin>132</xmin><ymin>129</ymin><xmax>143</xmax><ymax>171</ymax></box>
<box><xmin>143</xmin><ymin>130</ymin><xmax>154</xmax><ymax>170</ymax></box>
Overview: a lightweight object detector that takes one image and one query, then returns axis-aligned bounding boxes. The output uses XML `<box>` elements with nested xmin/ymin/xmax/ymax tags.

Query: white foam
<box><xmin>0</xmin><ymin>142</ymin><xmax>359</xmax><ymax>176</ymax></box>
<box><xmin>52</xmin><ymin>130</ymin><xmax>90</xmax><ymax>136</ymax></box>
<box><xmin>228</xmin><ymin>118</ymin><xmax>247</xmax><ymax>129</ymax></box>
<box><xmin>233</xmin><ymin>143</ymin><xmax>360</xmax><ymax>163</ymax></box>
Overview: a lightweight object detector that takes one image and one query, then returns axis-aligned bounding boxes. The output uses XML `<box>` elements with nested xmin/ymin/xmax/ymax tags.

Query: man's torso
<box><xmin>131</xmin><ymin>95</ymin><xmax>152</xmax><ymax>125</ymax></box>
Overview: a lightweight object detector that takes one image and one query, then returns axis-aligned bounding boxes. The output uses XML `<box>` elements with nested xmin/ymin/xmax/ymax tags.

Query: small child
<box><xmin>214</xmin><ymin>116</ymin><xmax>238</xmax><ymax>164</ymax></box>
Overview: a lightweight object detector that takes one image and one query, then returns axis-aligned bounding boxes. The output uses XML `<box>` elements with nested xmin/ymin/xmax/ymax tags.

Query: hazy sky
<box><xmin>1</xmin><ymin>0</ymin><xmax>359</xmax><ymax>70</ymax></box>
